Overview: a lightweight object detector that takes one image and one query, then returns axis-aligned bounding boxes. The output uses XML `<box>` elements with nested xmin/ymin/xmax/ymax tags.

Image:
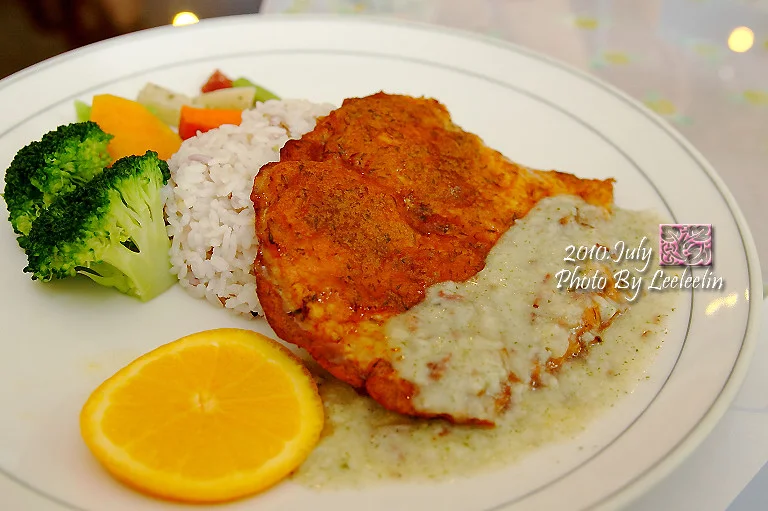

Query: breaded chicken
<box><xmin>252</xmin><ymin>93</ymin><xmax>615</xmax><ymax>424</ymax></box>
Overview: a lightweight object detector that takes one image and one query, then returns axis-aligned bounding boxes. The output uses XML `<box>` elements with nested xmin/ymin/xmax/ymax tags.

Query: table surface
<box><xmin>3</xmin><ymin>0</ymin><xmax>767</xmax><ymax>510</ymax></box>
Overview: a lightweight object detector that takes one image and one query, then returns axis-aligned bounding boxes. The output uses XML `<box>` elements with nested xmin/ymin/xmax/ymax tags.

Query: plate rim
<box><xmin>0</xmin><ymin>13</ymin><xmax>762</xmax><ymax>511</ymax></box>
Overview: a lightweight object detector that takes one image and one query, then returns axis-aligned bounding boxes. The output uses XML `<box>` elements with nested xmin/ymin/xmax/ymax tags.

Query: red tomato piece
<box><xmin>201</xmin><ymin>69</ymin><xmax>234</xmax><ymax>93</ymax></box>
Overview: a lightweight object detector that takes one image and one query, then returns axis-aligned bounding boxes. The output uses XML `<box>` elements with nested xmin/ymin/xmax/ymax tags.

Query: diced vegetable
<box><xmin>230</xmin><ymin>78</ymin><xmax>251</xmax><ymax>88</ymax></box>
<box><xmin>232</xmin><ymin>77</ymin><xmax>281</xmax><ymax>102</ymax></box>
<box><xmin>192</xmin><ymin>87</ymin><xmax>257</xmax><ymax>110</ymax></box>
<box><xmin>90</xmin><ymin>94</ymin><xmax>182</xmax><ymax>161</ymax></box>
<box><xmin>201</xmin><ymin>69</ymin><xmax>233</xmax><ymax>93</ymax></box>
<box><xmin>178</xmin><ymin>105</ymin><xmax>242</xmax><ymax>140</ymax></box>
<box><xmin>136</xmin><ymin>83</ymin><xmax>193</xmax><ymax>127</ymax></box>
<box><xmin>74</xmin><ymin>100</ymin><xmax>92</xmax><ymax>122</ymax></box>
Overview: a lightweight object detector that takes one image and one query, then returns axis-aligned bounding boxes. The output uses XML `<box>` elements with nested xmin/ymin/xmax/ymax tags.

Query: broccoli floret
<box><xmin>2</xmin><ymin>121</ymin><xmax>113</xmax><ymax>239</ymax></box>
<box><xmin>23</xmin><ymin>151</ymin><xmax>176</xmax><ymax>302</ymax></box>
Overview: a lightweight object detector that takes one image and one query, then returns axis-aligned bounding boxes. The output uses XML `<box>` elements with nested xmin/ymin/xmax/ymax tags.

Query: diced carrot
<box><xmin>201</xmin><ymin>69</ymin><xmax>234</xmax><ymax>93</ymax></box>
<box><xmin>90</xmin><ymin>94</ymin><xmax>182</xmax><ymax>161</ymax></box>
<box><xmin>178</xmin><ymin>105</ymin><xmax>243</xmax><ymax>140</ymax></box>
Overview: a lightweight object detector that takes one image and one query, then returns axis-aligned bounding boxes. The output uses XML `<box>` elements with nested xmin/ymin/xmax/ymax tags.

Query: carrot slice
<box><xmin>178</xmin><ymin>105</ymin><xmax>243</xmax><ymax>140</ymax></box>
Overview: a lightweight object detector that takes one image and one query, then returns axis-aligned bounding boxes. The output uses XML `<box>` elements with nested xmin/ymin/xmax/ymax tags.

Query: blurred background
<box><xmin>0</xmin><ymin>0</ymin><xmax>264</xmax><ymax>78</ymax></box>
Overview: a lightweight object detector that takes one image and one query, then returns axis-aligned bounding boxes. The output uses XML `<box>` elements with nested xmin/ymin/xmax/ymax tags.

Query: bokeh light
<box><xmin>172</xmin><ymin>11</ymin><xmax>200</xmax><ymax>27</ymax></box>
<box><xmin>727</xmin><ymin>26</ymin><xmax>754</xmax><ymax>53</ymax></box>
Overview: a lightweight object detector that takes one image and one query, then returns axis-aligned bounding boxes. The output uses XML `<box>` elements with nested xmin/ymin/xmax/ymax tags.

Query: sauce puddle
<box><xmin>292</xmin><ymin>195</ymin><xmax>679</xmax><ymax>488</ymax></box>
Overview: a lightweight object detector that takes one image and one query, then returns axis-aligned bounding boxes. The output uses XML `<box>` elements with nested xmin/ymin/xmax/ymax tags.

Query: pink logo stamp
<box><xmin>659</xmin><ymin>224</ymin><xmax>713</xmax><ymax>266</ymax></box>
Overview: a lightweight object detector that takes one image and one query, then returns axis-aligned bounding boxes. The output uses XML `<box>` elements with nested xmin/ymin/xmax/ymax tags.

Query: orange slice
<box><xmin>80</xmin><ymin>328</ymin><xmax>324</xmax><ymax>503</ymax></box>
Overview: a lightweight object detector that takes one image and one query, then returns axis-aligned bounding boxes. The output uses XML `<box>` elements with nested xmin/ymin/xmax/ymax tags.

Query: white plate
<box><xmin>0</xmin><ymin>14</ymin><xmax>762</xmax><ymax>511</ymax></box>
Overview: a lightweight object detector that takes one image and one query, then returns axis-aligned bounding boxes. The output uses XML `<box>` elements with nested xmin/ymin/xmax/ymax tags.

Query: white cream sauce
<box><xmin>385</xmin><ymin>195</ymin><xmax>656</xmax><ymax>422</ymax></box>
<box><xmin>292</xmin><ymin>195</ymin><xmax>678</xmax><ymax>488</ymax></box>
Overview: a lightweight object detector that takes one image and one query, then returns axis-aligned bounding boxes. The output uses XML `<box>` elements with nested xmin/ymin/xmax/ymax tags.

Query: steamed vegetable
<box><xmin>23</xmin><ymin>151</ymin><xmax>176</xmax><ymax>302</ymax></box>
<box><xmin>178</xmin><ymin>105</ymin><xmax>242</xmax><ymax>140</ymax></box>
<box><xmin>136</xmin><ymin>83</ymin><xmax>192</xmax><ymax>126</ymax></box>
<box><xmin>136</xmin><ymin>83</ymin><xmax>260</xmax><ymax>129</ymax></box>
<box><xmin>202</xmin><ymin>70</ymin><xmax>280</xmax><ymax>103</ymax></box>
<box><xmin>192</xmin><ymin>87</ymin><xmax>257</xmax><ymax>110</ymax></box>
<box><xmin>201</xmin><ymin>69</ymin><xmax>233</xmax><ymax>93</ymax></box>
<box><xmin>2</xmin><ymin>122</ymin><xmax>113</xmax><ymax>240</ymax></box>
<box><xmin>90</xmin><ymin>94</ymin><xmax>182</xmax><ymax>161</ymax></box>
<box><xmin>232</xmin><ymin>77</ymin><xmax>281</xmax><ymax>102</ymax></box>
<box><xmin>68</xmin><ymin>70</ymin><xmax>281</xmax><ymax>147</ymax></box>
<box><xmin>74</xmin><ymin>100</ymin><xmax>92</xmax><ymax>122</ymax></box>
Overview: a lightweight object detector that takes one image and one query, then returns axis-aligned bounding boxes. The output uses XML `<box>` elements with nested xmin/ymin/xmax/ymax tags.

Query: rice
<box><xmin>163</xmin><ymin>99</ymin><xmax>335</xmax><ymax>317</ymax></box>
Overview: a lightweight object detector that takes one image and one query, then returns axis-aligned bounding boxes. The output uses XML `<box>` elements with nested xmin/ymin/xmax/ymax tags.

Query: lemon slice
<box><xmin>80</xmin><ymin>328</ymin><xmax>324</xmax><ymax>503</ymax></box>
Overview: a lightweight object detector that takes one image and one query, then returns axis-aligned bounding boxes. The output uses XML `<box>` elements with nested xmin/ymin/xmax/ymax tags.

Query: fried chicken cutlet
<box><xmin>252</xmin><ymin>92</ymin><xmax>615</xmax><ymax>424</ymax></box>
